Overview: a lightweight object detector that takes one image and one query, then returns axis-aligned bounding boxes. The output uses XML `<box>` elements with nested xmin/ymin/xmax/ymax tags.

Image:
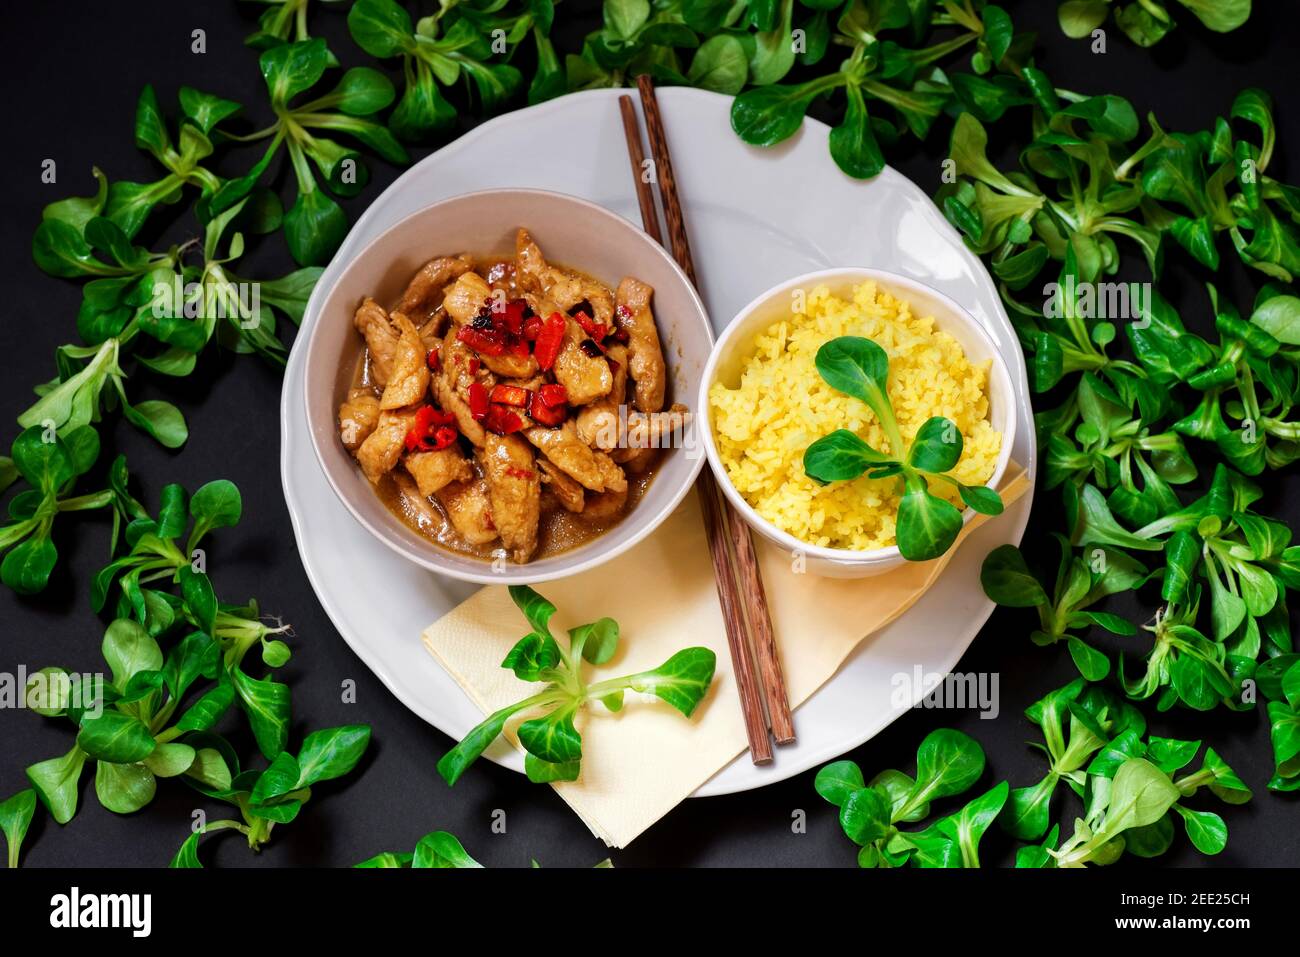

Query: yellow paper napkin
<box><xmin>422</xmin><ymin>465</ymin><xmax>1030</xmax><ymax>848</ymax></box>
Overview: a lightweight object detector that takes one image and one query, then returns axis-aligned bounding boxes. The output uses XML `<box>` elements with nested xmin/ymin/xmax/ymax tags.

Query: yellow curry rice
<box><xmin>708</xmin><ymin>281</ymin><xmax>1002</xmax><ymax>552</ymax></box>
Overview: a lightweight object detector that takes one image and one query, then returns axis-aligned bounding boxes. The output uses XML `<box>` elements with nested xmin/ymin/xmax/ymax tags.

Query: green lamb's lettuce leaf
<box><xmin>802</xmin><ymin>335</ymin><xmax>1002</xmax><ymax>561</ymax></box>
<box><xmin>436</xmin><ymin>587</ymin><xmax>716</xmax><ymax>787</ymax></box>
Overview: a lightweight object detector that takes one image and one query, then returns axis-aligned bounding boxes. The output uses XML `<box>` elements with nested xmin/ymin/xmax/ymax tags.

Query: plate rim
<box><xmin>280</xmin><ymin>87</ymin><xmax>1036</xmax><ymax>797</ymax></box>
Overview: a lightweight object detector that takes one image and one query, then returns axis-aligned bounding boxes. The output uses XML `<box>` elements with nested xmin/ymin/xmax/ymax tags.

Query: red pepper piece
<box><xmin>405</xmin><ymin>406</ymin><xmax>460</xmax><ymax>452</ymax></box>
<box><xmin>523</xmin><ymin>314</ymin><xmax>544</xmax><ymax>341</ymax></box>
<box><xmin>485</xmin><ymin>404</ymin><xmax>524</xmax><ymax>435</ymax></box>
<box><xmin>457</xmin><ymin>325</ymin><xmax>507</xmax><ymax>356</ymax></box>
<box><xmin>508</xmin><ymin>335</ymin><xmax>530</xmax><ymax>357</ymax></box>
<box><xmin>428</xmin><ymin>425</ymin><xmax>458</xmax><ymax>451</ymax></box>
<box><xmin>528</xmin><ymin>390</ymin><xmax>566</xmax><ymax>427</ymax></box>
<box><xmin>609</xmin><ymin>328</ymin><xmax>630</xmax><ymax>344</ymax></box>
<box><xmin>490</xmin><ymin>384</ymin><xmax>530</xmax><ymax>407</ymax></box>
<box><xmin>537</xmin><ymin>383</ymin><xmax>568</xmax><ymax>407</ymax></box>
<box><xmin>533</xmin><ymin>312</ymin><xmax>566</xmax><ymax>370</ymax></box>
<box><xmin>468</xmin><ymin>382</ymin><xmax>489</xmax><ymax>420</ymax></box>
<box><xmin>404</xmin><ymin>406</ymin><xmax>437</xmax><ymax>451</ymax></box>
<box><xmin>426</xmin><ymin>348</ymin><xmax>440</xmax><ymax>371</ymax></box>
<box><xmin>468</xmin><ymin>357</ymin><xmax>480</xmax><ymax>375</ymax></box>
<box><xmin>573</xmin><ymin>311</ymin><xmax>606</xmax><ymax>341</ymax></box>
<box><xmin>500</xmin><ymin>299</ymin><xmax>528</xmax><ymax>336</ymax></box>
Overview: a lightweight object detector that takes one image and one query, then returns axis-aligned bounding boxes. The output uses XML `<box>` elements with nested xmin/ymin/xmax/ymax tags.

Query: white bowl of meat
<box><xmin>302</xmin><ymin>189</ymin><xmax>707</xmax><ymax>585</ymax></box>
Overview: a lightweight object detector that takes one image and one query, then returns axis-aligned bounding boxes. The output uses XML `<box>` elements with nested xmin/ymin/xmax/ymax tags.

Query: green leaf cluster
<box><xmin>803</xmin><ymin>335</ymin><xmax>1002</xmax><ymax>560</ymax></box>
<box><xmin>816</xmin><ymin>729</ymin><xmax>1006</xmax><ymax>867</ymax></box>
<box><xmin>348</xmin><ymin>0</ymin><xmax>560</xmax><ymax>140</ymax></box>
<box><xmin>170</xmin><ymin>725</ymin><xmax>372</xmax><ymax>866</ymax></box>
<box><xmin>1019</xmin><ymin>710</ymin><xmax>1250</xmax><ymax>866</ymax></box>
<box><xmin>1058</xmin><ymin>0</ymin><xmax>1251</xmax><ymax>50</ymax></box>
<box><xmin>0</xmin><ymin>427</ymin><xmax>124</xmax><ymax>594</ymax></box>
<box><xmin>241</xmin><ymin>0</ymin><xmax>353</xmax><ymax>51</ymax></box>
<box><xmin>553</xmin><ymin>1</ymin><xmax>1032</xmax><ymax>179</ymax></box>
<box><xmin>21</xmin><ymin>474</ymin><xmax>314</xmax><ymax>853</ymax></box>
<box><xmin>437</xmin><ymin>586</ymin><xmax>716</xmax><ymax>786</ymax></box>
<box><xmin>217</xmin><ymin>38</ymin><xmax>408</xmax><ymax>265</ymax></box>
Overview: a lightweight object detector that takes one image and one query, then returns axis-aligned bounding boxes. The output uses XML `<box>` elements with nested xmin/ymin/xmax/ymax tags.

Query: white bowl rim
<box><xmin>699</xmin><ymin>265</ymin><xmax>1018</xmax><ymax>565</ymax></box>
<box><xmin>302</xmin><ymin>186</ymin><xmax>711</xmax><ymax>585</ymax></box>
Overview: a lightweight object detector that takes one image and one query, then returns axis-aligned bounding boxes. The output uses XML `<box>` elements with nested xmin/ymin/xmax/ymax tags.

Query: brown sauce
<box><xmin>371</xmin><ymin>461</ymin><xmax>660</xmax><ymax>561</ymax></box>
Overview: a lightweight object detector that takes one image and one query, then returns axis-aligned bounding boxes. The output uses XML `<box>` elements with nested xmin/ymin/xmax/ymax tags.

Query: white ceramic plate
<box><xmin>280</xmin><ymin>88</ymin><xmax>1037</xmax><ymax>797</ymax></box>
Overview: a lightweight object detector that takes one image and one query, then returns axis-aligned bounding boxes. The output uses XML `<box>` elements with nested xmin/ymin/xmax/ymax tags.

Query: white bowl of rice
<box><xmin>700</xmin><ymin>268</ymin><xmax>1016</xmax><ymax>578</ymax></box>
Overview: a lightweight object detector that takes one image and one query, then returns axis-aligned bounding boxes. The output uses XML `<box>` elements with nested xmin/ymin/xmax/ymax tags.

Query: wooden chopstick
<box><xmin>617</xmin><ymin>95</ymin><xmax>771</xmax><ymax>763</ymax></box>
<box><xmin>618</xmin><ymin>96</ymin><xmax>664</xmax><ymax>246</ymax></box>
<box><xmin>723</xmin><ymin>508</ymin><xmax>795</xmax><ymax>744</ymax></box>
<box><xmin>631</xmin><ymin>80</ymin><xmax>796</xmax><ymax>748</ymax></box>
<box><xmin>623</xmin><ymin>82</ymin><xmax>796</xmax><ymax>755</ymax></box>
<box><xmin>634</xmin><ymin>78</ymin><xmax>795</xmax><ymax>747</ymax></box>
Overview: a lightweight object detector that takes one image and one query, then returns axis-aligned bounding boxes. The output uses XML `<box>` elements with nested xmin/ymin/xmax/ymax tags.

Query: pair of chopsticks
<box><xmin>619</xmin><ymin>77</ymin><xmax>795</xmax><ymax>764</ymax></box>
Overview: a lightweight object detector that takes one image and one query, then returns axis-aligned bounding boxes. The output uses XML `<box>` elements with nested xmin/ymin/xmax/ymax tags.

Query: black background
<box><xmin>1</xmin><ymin>0</ymin><xmax>1297</xmax><ymax>869</ymax></box>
